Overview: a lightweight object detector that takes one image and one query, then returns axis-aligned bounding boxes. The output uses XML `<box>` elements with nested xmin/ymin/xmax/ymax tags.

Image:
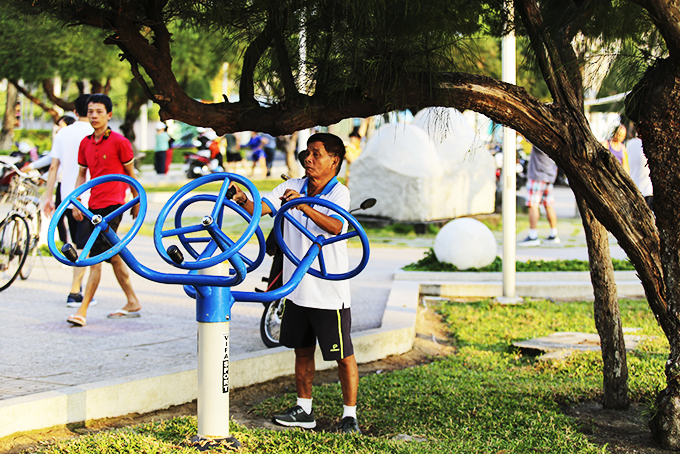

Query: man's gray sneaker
<box><xmin>272</xmin><ymin>405</ymin><xmax>316</xmax><ymax>429</ymax></box>
<box><xmin>332</xmin><ymin>416</ymin><xmax>361</xmax><ymax>434</ymax></box>
<box><xmin>544</xmin><ymin>235</ymin><xmax>561</xmax><ymax>244</ymax></box>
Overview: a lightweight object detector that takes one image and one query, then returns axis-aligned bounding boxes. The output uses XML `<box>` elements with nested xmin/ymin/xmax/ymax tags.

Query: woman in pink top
<box><xmin>602</xmin><ymin>124</ymin><xmax>630</xmax><ymax>174</ymax></box>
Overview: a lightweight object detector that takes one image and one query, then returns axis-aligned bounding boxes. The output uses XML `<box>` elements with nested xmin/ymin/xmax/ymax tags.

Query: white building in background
<box><xmin>349</xmin><ymin>107</ymin><xmax>496</xmax><ymax>222</ymax></box>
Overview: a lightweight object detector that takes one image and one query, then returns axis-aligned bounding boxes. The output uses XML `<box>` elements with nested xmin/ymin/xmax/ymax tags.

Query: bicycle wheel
<box><xmin>260</xmin><ymin>298</ymin><xmax>285</xmax><ymax>348</ymax></box>
<box><xmin>0</xmin><ymin>214</ymin><xmax>29</xmax><ymax>291</ymax></box>
<box><xmin>19</xmin><ymin>212</ymin><xmax>40</xmax><ymax>280</ymax></box>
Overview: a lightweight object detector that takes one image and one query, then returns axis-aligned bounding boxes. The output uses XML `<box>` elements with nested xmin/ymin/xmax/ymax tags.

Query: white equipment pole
<box><xmin>499</xmin><ymin>6</ymin><xmax>522</xmax><ymax>304</ymax></box>
<box><xmin>191</xmin><ymin>262</ymin><xmax>240</xmax><ymax>450</ymax></box>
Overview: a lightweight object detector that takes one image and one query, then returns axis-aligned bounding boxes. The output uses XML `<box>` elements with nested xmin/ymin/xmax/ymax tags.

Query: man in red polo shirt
<box><xmin>66</xmin><ymin>94</ymin><xmax>141</xmax><ymax>327</ymax></box>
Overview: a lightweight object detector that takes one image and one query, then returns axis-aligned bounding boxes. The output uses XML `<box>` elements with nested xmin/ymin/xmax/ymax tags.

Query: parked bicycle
<box><xmin>0</xmin><ymin>158</ymin><xmax>45</xmax><ymax>290</ymax></box>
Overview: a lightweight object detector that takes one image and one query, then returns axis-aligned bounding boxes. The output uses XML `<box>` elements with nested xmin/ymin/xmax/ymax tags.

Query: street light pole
<box><xmin>499</xmin><ymin>4</ymin><xmax>522</xmax><ymax>304</ymax></box>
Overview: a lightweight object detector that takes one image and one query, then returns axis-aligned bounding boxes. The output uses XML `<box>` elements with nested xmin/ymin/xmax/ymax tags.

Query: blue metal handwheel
<box><xmin>173</xmin><ymin>193</ymin><xmax>266</xmax><ymax>274</ymax></box>
<box><xmin>154</xmin><ymin>173</ymin><xmax>263</xmax><ymax>270</ymax></box>
<box><xmin>47</xmin><ymin>174</ymin><xmax>147</xmax><ymax>266</ymax></box>
<box><xmin>273</xmin><ymin>197</ymin><xmax>370</xmax><ymax>280</ymax></box>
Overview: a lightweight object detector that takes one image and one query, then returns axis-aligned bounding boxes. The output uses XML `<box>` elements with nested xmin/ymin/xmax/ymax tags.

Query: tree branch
<box><xmin>11</xmin><ymin>80</ymin><xmax>60</xmax><ymax>123</ymax></box>
<box><xmin>240</xmin><ymin>23</ymin><xmax>276</xmax><ymax>103</ymax></box>
<box><xmin>514</xmin><ymin>0</ymin><xmax>583</xmax><ymax>110</ymax></box>
<box><xmin>273</xmin><ymin>31</ymin><xmax>300</xmax><ymax>101</ymax></box>
<box><xmin>41</xmin><ymin>79</ymin><xmax>75</xmax><ymax>112</ymax></box>
<box><xmin>631</xmin><ymin>0</ymin><xmax>680</xmax><ymax>58</ymax></box>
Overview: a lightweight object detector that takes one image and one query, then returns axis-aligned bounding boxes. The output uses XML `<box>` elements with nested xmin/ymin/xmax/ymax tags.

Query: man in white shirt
<box><xmin>42</xmin><ymin>94</ymin><xmax>96</xmax><ymax>308</ymax></box>
<box><xmin>230</xmin><ymin>133</ymin><xmax>360</xmax><ymax>434</ymax></box>
<box><xmin>627</xmin><ymin>133</ymin><xmax>653</xmax><ymax>209</ymax></box>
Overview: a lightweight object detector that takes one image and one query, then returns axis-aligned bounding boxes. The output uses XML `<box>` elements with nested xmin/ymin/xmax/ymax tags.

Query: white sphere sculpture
<box><xmin>434</xmin><ymin>218</ymin><xmax>497</xmax><ymax>270</ymax></box>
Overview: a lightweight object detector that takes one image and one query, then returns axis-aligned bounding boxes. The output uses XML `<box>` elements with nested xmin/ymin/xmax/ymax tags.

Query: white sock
<box><xmin>528</xmin><ymin>229</ymin><xmax>538</xmax><ymax>239</ymax></box>
<box><xmin>342</xmin><ymin>405</ymin><xmax>357</xmax><ymax>419</ymax></box>
<box><xmin>297</xmin><ymin>397</ymin><xmax>312</xmax><ymax>414</ymax></box>
<box><xmin>550</xmin><ymin>228</ymin><xmax>558</xmax><ymax>237</ymax></box>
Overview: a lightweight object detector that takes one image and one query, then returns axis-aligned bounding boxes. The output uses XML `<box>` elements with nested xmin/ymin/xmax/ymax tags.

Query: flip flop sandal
<box><xmin>107</xmin><ymin>309</ymin><xmax>141</xmax><ymax>319</ymax></box>
<box><xmin>67</xmin><ymin>314</ymin><xmax>86</xmax><ymax>327</ymax></box>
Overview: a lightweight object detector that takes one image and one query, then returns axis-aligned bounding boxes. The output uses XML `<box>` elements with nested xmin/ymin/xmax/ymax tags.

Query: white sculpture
<box><xmin>349</xmin><ymin>108</ymin><xmax>495</xmax><ymax>221</ymax></box>
<box><xmin>434</xmin><ymin>218</ymin><xmax>497</xmax><ymax>270</ymax></box>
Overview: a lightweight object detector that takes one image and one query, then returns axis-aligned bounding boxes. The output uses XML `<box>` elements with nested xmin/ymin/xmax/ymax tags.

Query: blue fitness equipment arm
<box><xmin>48</xmin><ymin>173</ymin><xmax>370</xmax><ymax>315</ymax></box>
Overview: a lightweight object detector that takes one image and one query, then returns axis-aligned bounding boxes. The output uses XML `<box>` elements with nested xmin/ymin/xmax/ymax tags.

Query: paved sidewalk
<box><xmin>0</xmin><ymin>238</ymin><xmax>426</xmax><ymax>401</ymax></box>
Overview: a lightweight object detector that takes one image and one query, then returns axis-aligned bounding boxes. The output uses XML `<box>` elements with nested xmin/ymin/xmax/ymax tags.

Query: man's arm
<box><xmin>41</xmin><ymin>157</ymin><xmax>61</xmax><ymax>217</ymax></box>
<box><xmin>229</xmin><ymin>182</ymin><xmax>272</xmax><ymax>217</ymax></box>
<box><xmin>123</xmin><ymin>161</ymin><xmax>140</xmax><ymax>219</ymax></box>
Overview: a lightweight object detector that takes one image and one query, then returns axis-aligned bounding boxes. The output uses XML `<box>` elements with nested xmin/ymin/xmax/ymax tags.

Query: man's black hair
<box><xmin>74</xmin><ymin>94</ymin><xmax>91</xmax><ymax>117</ymax></box>
<box><xmin>87</xmin><ymin>93</ymin><xmax>113</xmax><ymax>113</ymax></box>
<box><xmin>307</xmin><ymin>133</ymin><xmax>346</xmax><ymax>162</ymax></box>
<box><xmin>58</xmin><ymin>115</ymin><xmax>76</xmax><ymax>126</ymax></box>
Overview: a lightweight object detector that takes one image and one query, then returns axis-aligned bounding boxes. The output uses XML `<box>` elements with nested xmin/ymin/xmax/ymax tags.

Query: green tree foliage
<box><xmin>0</xmin><ymin>3</ymin><xmax>121</xmax><ymax>83</ymax></box>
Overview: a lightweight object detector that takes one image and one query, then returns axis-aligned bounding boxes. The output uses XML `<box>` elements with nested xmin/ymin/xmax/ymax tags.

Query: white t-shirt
<box><xmin>50</xmin><ymin>121</ymin><xmax>93</xmax><ymax>202</ymax></box>
<box><xmin>627</xmin><ymin>138</ymin><xmax>653</xmax><ymax>197</ymax></box>
<box><xmin>263</xmin><ymin>177</ymin><xmax>351</xmax><ymax>310</ymax></box>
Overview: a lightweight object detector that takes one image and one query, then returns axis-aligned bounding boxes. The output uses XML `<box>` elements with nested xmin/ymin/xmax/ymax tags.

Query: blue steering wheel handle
<box><xmin>47</xmin><ymin>174</ymin><xmax>146</xmax><ymax>267</ymax></box>
<box><xmin>273</xmin><ymin>197</ymin><xmax>370</xmax><ymax>280</ymax></box>
<box><xmin>173</xmin><ymin>194</ymin><xmax>266</xmax><ymax>274</ymax></box>
<box><xmin>154</xmin><ymin>173</ymin><xmax>262</xmax><ymax>270</ymax></box>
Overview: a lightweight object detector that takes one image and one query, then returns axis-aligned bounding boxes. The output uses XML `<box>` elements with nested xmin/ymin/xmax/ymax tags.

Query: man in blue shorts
<box><xmin>230</xmin><ymin>133</ymin><xmax>361</xmax><ymax>434</ymax></box>
<box><xmin>519</xmin><ymin>145</ymin><xmax>560</xmax><ymax>246</ymax></box>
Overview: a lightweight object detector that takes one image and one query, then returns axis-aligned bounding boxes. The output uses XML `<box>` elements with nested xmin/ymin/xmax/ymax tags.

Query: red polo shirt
<box><xmin>78</xmin><ymin>128</ymin><xmax>135</xmax><ymax>210</ymax></box>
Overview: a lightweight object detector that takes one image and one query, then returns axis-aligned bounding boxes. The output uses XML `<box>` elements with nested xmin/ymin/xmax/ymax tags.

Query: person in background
<box><xmin>154</xmin><ymin>122</ymin><xmax>171</xmax><ymax>175</ymax></box>
<box><xmin>262</xmin><ymin>133</ymin><xmax>277</xmax><ymax>177</ymax></box>
<box><xmin>343</xmin><ymin>128</ymin><xmax>363</xmax><ymax>184</ymax></box>
<box><xmin>627</xmin><ymin>129</ymin><xmax>653</xmax><ymax>210</ymax></box>
<box><xmin>224</xmin><ymin>133</ymin><xmax>243</xmax><ymax>173</ymax></box>
<box><xmin>42</xmin><ymin>95</ymin><xmax>97</xmax><ymax>308</ymax></box>
<box><xmin>519</xmin><ymin>145</ymin><xmax>560</xmax><ymax>246</ymax></box>
<box><xmin>602</xmin><ymin>124</ymin><xmax>630</xmax><ymax>174</ymax></box>
<box><xmin>246</xmin><ymin>131</ymin><xmax>269</xmax><ymax>177</ymax></box>
<box><xmin>67</xmin><ymin>94</ymin><xmax>141</xmax><ymax>327</ymax></box>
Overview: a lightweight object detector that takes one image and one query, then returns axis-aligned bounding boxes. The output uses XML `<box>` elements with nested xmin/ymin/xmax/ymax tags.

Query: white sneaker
<box><xmin>544</xmin><ymin>235</ymin><xmax>561</xmax><ymax>244</ymax></box>
<box><xmin>518</xmin><ymin>235</ymin><xmax>541</xmax><ymax>246</ymax></box>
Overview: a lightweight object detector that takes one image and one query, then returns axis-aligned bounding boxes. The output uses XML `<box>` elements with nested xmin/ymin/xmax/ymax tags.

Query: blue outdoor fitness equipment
<box><xmin>48</xmin><ymin>172</ymin><xmax>370</xmax><ymax>451</ymax></box>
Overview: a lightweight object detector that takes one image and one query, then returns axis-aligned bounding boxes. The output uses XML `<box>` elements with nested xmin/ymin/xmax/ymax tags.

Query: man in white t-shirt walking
<box><xmin>627</xmin><ymin>132</ymin><xmax>653</xmax><ymax>210</ymax></box>
<box><xmin>230</xmin><ymin>133</ymin><xmax>360</xmax><ymax>434</ymax></box>
<box><xmin>42</xmin><ymin>94</ymin><xmax>96</xmax><ymax>308</ymax></box>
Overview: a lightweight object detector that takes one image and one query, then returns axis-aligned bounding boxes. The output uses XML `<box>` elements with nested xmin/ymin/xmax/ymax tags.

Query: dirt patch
<box><xmin>564</xmin><ymin>402</ymin><xmax>668</xmax><ymax>453</ymax></box>
<box><xmin>0</xmin><ymin>304</ymin><xmax>668</xmax><ymax>453</ymax></box>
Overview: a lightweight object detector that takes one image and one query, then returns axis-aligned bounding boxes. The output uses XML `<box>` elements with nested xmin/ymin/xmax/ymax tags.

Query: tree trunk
<box><xmin>575</xmin><ymin>191</ymin><xmax>630</xmax><ymax>410</ymax></box>
<box><xmin>627</xmin><ymin>56</ymin><xmax>680</xmax><ymax>450</ymax></box>
<box><xmin>119</xmin><ymin>79</ymin><xmax>146</xmax><ymax>146</ymax></box>
<box><xmin>0</xmin><ymin>82</ymin><xmax>18</xmax><ymax>151</ymax></box>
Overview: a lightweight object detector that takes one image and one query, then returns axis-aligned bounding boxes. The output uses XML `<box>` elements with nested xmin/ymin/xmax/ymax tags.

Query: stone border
<box><xmin>0</xmin><ymin>281</ymin><xmax>419</xmax><ymax>439</ymax></box>
<box><xmin>395</xmin><ymin>270</ymin><xmax>644</xmax><ymax>299</ymax></box>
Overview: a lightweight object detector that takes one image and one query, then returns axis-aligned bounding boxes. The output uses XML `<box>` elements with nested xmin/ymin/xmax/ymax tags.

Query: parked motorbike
<box><xmin>256</xmin><ymin>196</ymin><xmax>377</xmax><ymax>348</ymax></box>
<box><xmin>0</xmin><ymin>142</ymin><xmax>49</xmax><ymax>196</ymax></box>
<box><xmin>183</xmin><ymin>130</ymin><xmax>224</xmax><ymax>178</ymax></box>
<box><xmin>493</xmin><ymin>146</ymin><xmax>528</xmax><ymax>191</ymax></box>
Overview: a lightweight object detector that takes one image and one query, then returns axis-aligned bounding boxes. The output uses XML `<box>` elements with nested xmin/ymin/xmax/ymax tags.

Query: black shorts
<box><xmin>64</xmin><ymin>208</ymin><xmax>91</xmax><ymax>250</ymax></box>
<box><xmin>279</xmin><ymin>300</ymin><xmax>354</xmax><ymax>361</ymax></box>
<box><xmin>84</xmin><ymin>205</ymin><xmax>123</xmax><ymax>262</ymax></box>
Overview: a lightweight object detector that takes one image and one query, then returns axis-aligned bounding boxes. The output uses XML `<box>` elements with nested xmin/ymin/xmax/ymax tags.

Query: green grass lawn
<box><xmin>32</xmin><ymin>298</ymin><xmax>666</xmax><ymax>453</ymax></box>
